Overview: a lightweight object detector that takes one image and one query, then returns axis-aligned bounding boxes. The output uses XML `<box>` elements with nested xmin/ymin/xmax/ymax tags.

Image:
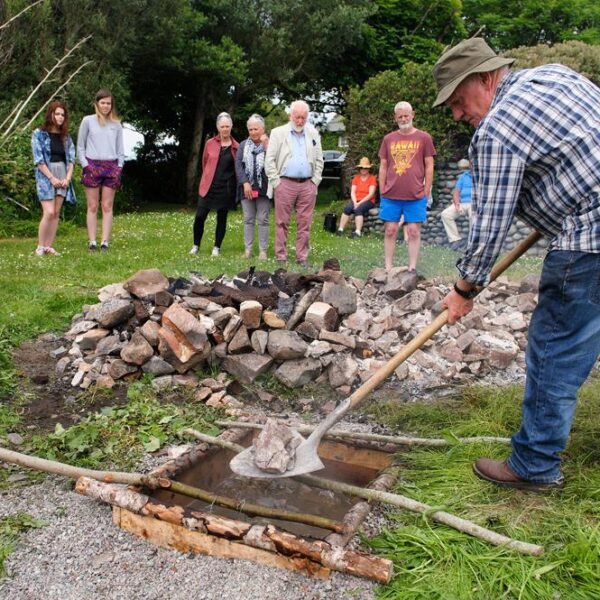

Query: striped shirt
<box><xmin>458</xmin><ymin>64</ymin><xmax>600</xmax><ymax>286</ymax></box>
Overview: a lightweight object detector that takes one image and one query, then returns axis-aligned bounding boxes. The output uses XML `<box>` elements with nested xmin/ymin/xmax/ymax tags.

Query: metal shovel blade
<box><xmin>229</xmin><ymin>430</ymin><xmax>325</xmax><ymax>479</ymax></box>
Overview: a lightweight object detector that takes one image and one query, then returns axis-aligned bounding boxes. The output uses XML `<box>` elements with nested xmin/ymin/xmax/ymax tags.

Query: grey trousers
<box><xmin>241</xmin><ymin>195</ymin><xmax>270</xmax><ymax>251</ymax></box>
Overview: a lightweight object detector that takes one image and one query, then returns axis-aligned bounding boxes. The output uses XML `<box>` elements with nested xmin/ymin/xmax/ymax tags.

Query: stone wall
<box><xmin>360</xmin><ymin>162</ymin><xmax>548</xmax><ymax>257</ymax></box>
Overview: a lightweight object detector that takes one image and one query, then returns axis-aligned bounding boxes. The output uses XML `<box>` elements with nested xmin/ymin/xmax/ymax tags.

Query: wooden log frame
<box><xmin>77</xmin><ymin>427</ymin><xmax>395</xmax><ymax>582</ymax></box>
<box><xmin>77</xmin><ymin>476</ymin><xmax>393</xmax><ymax>583</ymax></box>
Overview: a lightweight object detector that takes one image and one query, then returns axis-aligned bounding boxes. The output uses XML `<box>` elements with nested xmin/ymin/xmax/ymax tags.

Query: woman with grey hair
<box><xmin>190</xmin><ymin>112</ymin><xmax>239</xmax><ymax>256</ymax></box>
<box><xmin>235</xmin><ymin>114</ymin><xmax>270</xmax><ymax>259</ymax></box>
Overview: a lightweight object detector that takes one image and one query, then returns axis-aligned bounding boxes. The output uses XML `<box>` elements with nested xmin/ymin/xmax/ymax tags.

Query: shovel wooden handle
<box><xmin>345</xmin><ymin>230</ymin><xmax>542</xmax><ymax>412</ymax></box>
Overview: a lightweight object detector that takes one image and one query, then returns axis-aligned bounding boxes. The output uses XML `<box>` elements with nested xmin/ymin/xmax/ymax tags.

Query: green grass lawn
<box><xmin>5</xmin><ymin>204</ymin><xmax>599</xmax><ymax>598</ymax></box>
<box><xmin>0</xmin><ymin>200</ymin><xmax>543</xmax><ymax>346</ymax></box>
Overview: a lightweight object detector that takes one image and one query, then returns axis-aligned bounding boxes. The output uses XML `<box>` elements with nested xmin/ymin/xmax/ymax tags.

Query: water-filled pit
<box><xmin>150</xmin><ymin>433</ymin><xmax>395</xmax><ymax>539</ymax></box>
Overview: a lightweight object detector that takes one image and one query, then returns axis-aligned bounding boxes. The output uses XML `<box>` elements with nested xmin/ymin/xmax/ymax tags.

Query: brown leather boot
<box><xmin>473</xmin><ymin>458</ymin><xmax>563</xmax><ymax>492</ymax></box>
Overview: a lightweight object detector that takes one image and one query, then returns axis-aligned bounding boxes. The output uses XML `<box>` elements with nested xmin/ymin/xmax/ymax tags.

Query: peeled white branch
<box><xmin>1</xmin><ymin>35</ymin><xmax>91</xmax><ymax>140</ymax></box>
<box><xmin>215</xmin><ymin>420</ymin><xmax>511</xmax><ymax>447</ymax></box>
<box><xmin>22</xmin><ymin>60</ymin><xmax>93</xmax><ymax>132</ymax></box>
<box><xmin>0</xmin><ymin>0</ymin><xmax>45</xmax><ymax>32</ymax></box>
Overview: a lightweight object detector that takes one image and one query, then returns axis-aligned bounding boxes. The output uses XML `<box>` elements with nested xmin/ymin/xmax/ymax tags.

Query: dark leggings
<box><xmin>193</xmin><ymin>206</ymin><xmax>229</xmax><ymax>247</ymax></box>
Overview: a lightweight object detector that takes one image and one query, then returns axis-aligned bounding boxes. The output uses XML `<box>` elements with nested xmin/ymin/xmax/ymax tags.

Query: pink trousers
<box><xmin>273</xmin><ymin>178</ymin><xmax>317</xmax><ymax>261</ymax></box>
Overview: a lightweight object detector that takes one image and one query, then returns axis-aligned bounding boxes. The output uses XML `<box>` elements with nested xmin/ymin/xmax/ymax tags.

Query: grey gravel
<box><xmin>0</xmin><ymin>476</ymin><xmax>379</xmax><ymax>600</ymax></box>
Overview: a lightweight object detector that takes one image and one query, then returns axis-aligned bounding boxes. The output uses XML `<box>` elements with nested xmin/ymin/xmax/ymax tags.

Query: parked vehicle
<box><xmin>322</xmin><ymin>150</ymin><xmax>345</xmax><ymax>178</ymax></box>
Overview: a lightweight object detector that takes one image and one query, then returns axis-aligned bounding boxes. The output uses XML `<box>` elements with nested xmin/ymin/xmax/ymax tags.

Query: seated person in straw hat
<box><xmin>336</xmin><ymin>156</ymin><xmax>377</xmax><ymax>237</ymax></box>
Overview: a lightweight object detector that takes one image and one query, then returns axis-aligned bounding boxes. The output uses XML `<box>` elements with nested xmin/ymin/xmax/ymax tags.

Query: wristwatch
<box><xmin>453</xmin><ymin>283</ymin><xmax>478</xmax><ymax>300</ymax></box>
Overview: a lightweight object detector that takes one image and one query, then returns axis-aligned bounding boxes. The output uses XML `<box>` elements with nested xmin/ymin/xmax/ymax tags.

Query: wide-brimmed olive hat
<box><xmin>432</xmin><ymin>38</ymin><xmax>515</xmax><ymax>107</ymax></box>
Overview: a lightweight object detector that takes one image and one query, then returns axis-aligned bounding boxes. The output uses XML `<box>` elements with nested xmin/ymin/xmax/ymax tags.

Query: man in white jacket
<box><xmin>265</xmin><ymin>100</ymin><xmax>324</xmax><ymax>266</ymax></box>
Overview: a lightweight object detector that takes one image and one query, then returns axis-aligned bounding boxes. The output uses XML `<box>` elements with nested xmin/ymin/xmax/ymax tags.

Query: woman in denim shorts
<box><xmin>31</xmin><ymin>101</ymin><xmax>77</xmax><ymax>256</ymax></box>
<box><xmin>77</xmin><ymin>89</ymin><xmax>124</xmax><ymax>251</ymax></box>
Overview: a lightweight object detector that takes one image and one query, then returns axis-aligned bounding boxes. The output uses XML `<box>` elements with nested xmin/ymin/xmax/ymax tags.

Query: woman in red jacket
<box><xmin>190</xmin><ymin>112</ymin><xmax>239</xmax><ymax>256</ymax></box>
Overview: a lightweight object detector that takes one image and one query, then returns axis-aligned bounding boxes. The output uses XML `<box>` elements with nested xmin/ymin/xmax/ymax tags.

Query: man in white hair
<box><xmin>378</xmin><ymin>101</ymin><xmax>435</xmax><ymax>272</ymax></box>
<box><xmin>265</xmin><ymin>100</ymin><xmax>324</xmax><ymax>267</ymax></box>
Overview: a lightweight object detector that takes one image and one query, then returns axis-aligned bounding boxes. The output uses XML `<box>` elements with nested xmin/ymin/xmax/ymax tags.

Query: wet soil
<box><xmin>11</xmin><ymin>335</ymin><xmax>128</xmax><ymax>433</ymax></box>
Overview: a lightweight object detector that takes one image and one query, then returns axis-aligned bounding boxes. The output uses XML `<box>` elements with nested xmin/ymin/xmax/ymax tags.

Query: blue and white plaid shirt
<box><xmin>458</xmin><ymin>64</ymin><xmax>600</xmax><ymax>286</ymax></box>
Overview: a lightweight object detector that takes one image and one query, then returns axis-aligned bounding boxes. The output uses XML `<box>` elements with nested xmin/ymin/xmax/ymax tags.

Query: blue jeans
<box><xmin>508</xmin><ymin>251</ymin><xmax>600</xmax><ymax>483</ymax></box>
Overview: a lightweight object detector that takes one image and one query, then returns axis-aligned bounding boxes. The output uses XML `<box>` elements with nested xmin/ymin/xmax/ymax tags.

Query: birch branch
<box><xmin>0</xmin><ymin>447</ymin><xmax>343</xmax><ymax>532</ymax></box>
<box><xmin>22</xmin><ymin>60</ymin><xmax>93</xmax><ymax>132</ymax></box>
<box><xmin>0</xmin><ymin>0</ymin><xmax>45</xmax><ymax>31</ymax></box>
<box><xmin>1</xmin><ymin>35</ymin><xmax>91</xmax><ymax>140</ymax></box>
<box><xmin>3</xmin><ymin>197</ymin><xmax>31</xmax><ymax>211</ymax></box>
<box><xmin>186</xmin><ymin>430</ymin><xmax>544</xmax><ymax>557</ymax></box>
<box><xmin>215</xmin><ymin>420</ymin><xmax>511</xmax><ymax>447</ymax></box>
<box><xmin>0</xmin><ymin>101</ymin><xmax>23</xmax><ymax>133</ymax></box>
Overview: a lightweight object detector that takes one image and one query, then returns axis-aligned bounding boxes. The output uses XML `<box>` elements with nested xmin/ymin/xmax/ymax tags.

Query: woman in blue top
<box><xmin>31</xmin><ymin>101</ymin><xmax>77</xmax><ymax>256</ymax></box>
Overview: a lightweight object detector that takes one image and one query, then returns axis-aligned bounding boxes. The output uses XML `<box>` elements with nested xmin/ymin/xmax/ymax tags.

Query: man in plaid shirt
<box><xmin>433</xmin><ymin>38</ymin><xmax>600</xmax><ymax>492</ymax></box>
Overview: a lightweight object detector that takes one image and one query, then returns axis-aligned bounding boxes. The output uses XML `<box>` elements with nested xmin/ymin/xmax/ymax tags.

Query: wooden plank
<box><xmin>318</xmin><ymin>439</ymin><xmax>394</xmax><ymax>471</ymax></box>
<box><xmin>113</xmin><ymin>507</ymin><xmax>330</xmax><ymax>579</ymax></box>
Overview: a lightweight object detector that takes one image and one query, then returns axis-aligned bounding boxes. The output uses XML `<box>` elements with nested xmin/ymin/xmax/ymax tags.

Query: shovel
<box><xmin>230</xmin><ymin>231</ymin><xmax>542</xmax><ymax>479</ymax></box>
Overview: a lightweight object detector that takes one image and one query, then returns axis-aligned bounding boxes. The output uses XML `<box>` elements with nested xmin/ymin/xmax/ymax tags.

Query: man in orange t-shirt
<box><xmin>336</xmin><ymin>156</ymin><xmax>377</xmax><ymax>237</ymax></box>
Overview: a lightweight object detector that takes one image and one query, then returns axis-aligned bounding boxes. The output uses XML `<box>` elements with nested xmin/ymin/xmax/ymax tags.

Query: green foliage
<box><xmin>1</xmin><ymin>0</ymin><xmax>141</xmax><ymax>123</ymax></box>
<box><xmin>31</xmin><ymin>382</ymin><xmax>222</xmax><ymax>469</ymax></box>
<box><xmin>319</xmin><ymin>131</ymin><xmax>344</xmax><ymax>151</ymax></box>
<box><xmin>333</xmin><ymin>0</ymin><xmax>466</xmax><ymax>90</ymax></box>
<box><xmin>0</xmin><ymin>397</ymin><xmax>21</xmax><ymax>437</ymax></box>
<box><xmin>0</xmin><ymin>513</ymin><xmax>46</xmax><ymax>578</ymax></box>
<box><xmin>0</xmin><ymin>130</ymin><xmax>35</xmax><ymax>217</ymax></box>
<box><xmin>463</xmin><ymin>0</ymin><xmax>600</xmax><ymax>50</ymax></box>
<box><xmin>344</xmin><ymin>65</ymin><xmax>471</xmax><ymax>169</ymax></box>
<box><xmin>506</xmin><ymin>40</ymin><xmax>600</xmax><ymax>86</ymax></box>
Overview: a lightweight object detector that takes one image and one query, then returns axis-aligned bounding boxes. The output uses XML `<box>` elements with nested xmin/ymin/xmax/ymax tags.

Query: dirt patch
<box><xmin>12</xmin><ymin>335</ymin><xmax>128</xmax><ymax>432</ymax></box>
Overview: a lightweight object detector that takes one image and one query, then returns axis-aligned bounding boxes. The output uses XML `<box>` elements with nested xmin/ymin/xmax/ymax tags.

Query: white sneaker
<box><xmin>34</xmin><ymin>246</ymin><xmax>45</xmax><ymax>256</ymax></box>
<box><xmin>189</xmin><ymin>245</ymin><xmax>199</xmax><ymax>255</ymax></box>
<box><xmin>211</xmin><ymin>247</ymin><xmax>220</xmax><ymax>257</ymax></box>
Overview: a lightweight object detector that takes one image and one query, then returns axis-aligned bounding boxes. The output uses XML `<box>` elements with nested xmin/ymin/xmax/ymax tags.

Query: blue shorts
<box><xmin>379</xmin><ymin>197</ymin><xmax>427</xmax><ymax>223</ymax></box>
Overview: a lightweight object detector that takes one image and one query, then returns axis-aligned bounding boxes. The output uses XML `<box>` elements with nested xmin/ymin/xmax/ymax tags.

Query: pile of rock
<box><xmin>52</xmin><ymin>265</ymin><xmax>541</xmax><ymax>401</ymax></box>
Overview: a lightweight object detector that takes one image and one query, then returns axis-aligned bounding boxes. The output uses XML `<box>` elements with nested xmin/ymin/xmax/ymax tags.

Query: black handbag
<box><xmin>323</xmin><ymin>213</ymin><xmax>337</xmax><ymax>233</ymax></box>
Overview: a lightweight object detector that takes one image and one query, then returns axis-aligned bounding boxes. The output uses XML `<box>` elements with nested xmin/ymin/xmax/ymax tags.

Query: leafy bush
<box><xmin>0</xmin><ymin>130</ymin><xmax>36</xmax><ymax>215</ymax></box>
<box><xmin>344</xmin><ymin>63</ymin><xmax>471</xmax><ymax>174</ymax></box>
<box><xmin>506</xmin><ymin>40</ymin><xmax>600</xmax><ymax>86</ymax></box>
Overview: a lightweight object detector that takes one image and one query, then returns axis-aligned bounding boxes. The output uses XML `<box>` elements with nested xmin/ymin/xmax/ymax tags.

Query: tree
<box><xmin>462</xmin><ymin>0</ymin><xmax>600</xmax><ymax>51</ymax></box>
<box><xmin>124</xmin><ymin>0</ymin><xmax>376</xmax><ymax>202</ymax></box>
<box><xmin>506</xmin><ymin>40</ymin><xmax>600</xmax><ymax>85</ymax></box>
<box><xmin>332</xmin><ymin>0</ymin><xmax>466</xmax><ymax>92</ymax></box>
